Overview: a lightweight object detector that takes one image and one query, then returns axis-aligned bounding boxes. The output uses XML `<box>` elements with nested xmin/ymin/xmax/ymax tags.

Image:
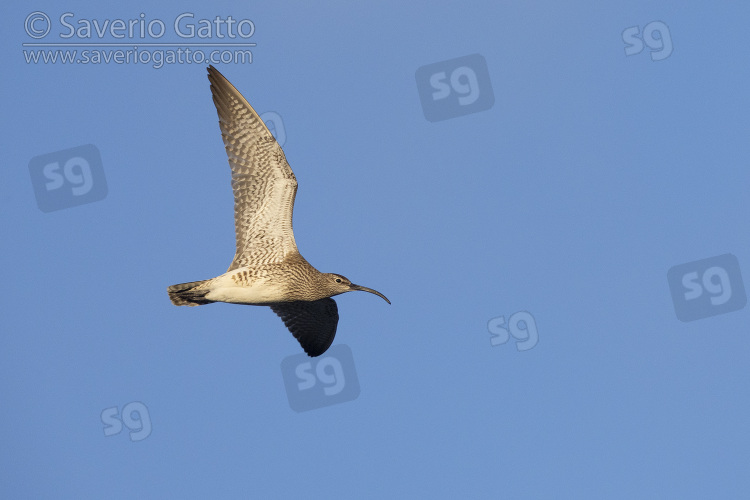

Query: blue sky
<box><xmin>2</xmin><ymin>1</ymin><xmax>749</xmax><ymax>498</ymax></box>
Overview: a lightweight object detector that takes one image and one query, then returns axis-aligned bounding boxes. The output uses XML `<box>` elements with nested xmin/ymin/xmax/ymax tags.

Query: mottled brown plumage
<box><xmin>167</xmin><ymin>65</ymin><xmax>389</xmax><ymax>357</ymax></box>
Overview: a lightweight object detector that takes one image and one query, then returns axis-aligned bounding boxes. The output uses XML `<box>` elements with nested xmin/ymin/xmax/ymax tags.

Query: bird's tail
<box><xmin>167</xmin><ymin>279</ymin><xmax>215</xmax><ymax>306</ymax></box>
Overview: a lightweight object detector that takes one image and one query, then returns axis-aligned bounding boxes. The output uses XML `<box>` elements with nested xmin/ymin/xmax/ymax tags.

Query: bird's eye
<box><xmin>335</xmin><ymin>278</ymin><xmax>342</xmax><ymax>283</ymax></box>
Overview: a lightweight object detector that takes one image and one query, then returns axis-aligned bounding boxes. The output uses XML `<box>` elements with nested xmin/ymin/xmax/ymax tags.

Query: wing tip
<box><xmin>206</xmin><ymin>65</ymin><xmax>248</xmax><ymax>111</ymax></box>
<box><xmin>270</xmin><ymin>299</ymin><xmax>339</xmax><ymax>358</ymax></box>
<box><xmin>207</xmin><ymin>65</ymin><xmax>222</xmax><ymax>89</ymax></box>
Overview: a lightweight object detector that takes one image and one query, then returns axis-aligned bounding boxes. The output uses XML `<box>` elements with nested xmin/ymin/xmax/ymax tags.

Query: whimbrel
<box><xmin>168</xmin><ymin>65</ymin><xmax>390</xmax><ymax>357</ymax></box>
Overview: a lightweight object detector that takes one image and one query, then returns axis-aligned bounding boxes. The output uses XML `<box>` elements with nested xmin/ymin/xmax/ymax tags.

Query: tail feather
<box><xmin>167</xmin><ymin>279</ymin><xmax>215</xmax><ymax>306</ymax></box>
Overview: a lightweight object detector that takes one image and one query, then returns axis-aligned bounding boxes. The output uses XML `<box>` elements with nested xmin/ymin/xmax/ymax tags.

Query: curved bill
<box><xmin>350</xmin><ymin>284</ymin><xmax>391</xmax><ymax>304</ymax></box>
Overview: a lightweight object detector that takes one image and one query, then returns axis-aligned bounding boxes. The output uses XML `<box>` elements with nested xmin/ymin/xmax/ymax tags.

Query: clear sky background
<box><xmin>2</xmin><ymin>1</ymin><xmax>749</xmax><ymax>498</ymax></box>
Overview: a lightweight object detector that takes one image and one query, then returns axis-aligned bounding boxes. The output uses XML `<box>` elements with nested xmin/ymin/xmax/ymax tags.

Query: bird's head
<box><xmin>322</xmin><ymin>273</ymin><xmax>391</xmax><ymax>304</ymax></box>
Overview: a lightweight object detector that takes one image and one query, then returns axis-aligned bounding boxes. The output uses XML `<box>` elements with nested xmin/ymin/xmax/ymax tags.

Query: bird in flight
<box><xmin>168</xmin><ymin>66</ymin><xmax>390</xmax><ymax>357</ymax></box>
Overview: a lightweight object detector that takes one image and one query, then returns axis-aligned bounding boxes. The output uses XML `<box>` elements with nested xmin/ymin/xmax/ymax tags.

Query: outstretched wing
<box><xmin>207</xmin><ymin>65</ymin><xmax>299</xmax><ymax>271</ymax></box>
<box><xmin>270</xmin><ymin>299</ymin><xmax>339</xmax><ymax>357</ymax></box>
